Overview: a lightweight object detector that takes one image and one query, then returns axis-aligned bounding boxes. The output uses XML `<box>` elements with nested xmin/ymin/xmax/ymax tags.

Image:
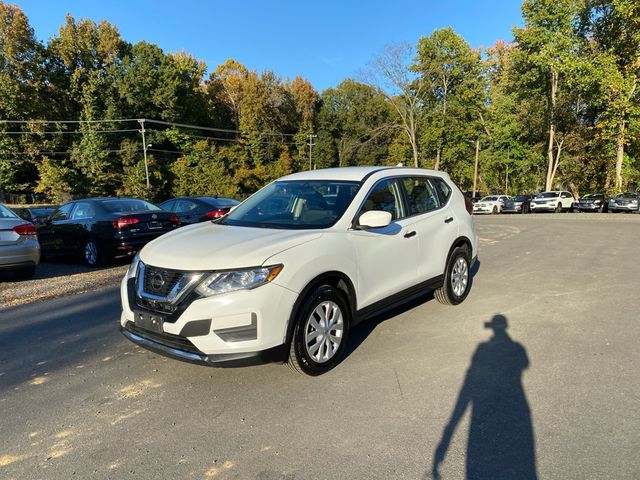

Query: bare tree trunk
<box><xmin>473</xmin><ymin>139</ymin><xmax>479</xmax><ymax>198</ymax></box>
<box><xmin>615</xmin><ymin>121</ymin><xmax>625</xmax><ymax>191</ymax></box>
<box><xmin>434</xmin><ymin>144</ymin><xmax>442</xmax><ymax>170</ymax></box>
<box><xmin>550</xmin><ymin>137</ymin><xmax>564</xmax><ymax>187</ymax></box>
<box><xmin>546</xmin><ymin>70</ymin><xmax>558</xmax><ymax>191</ymax></box>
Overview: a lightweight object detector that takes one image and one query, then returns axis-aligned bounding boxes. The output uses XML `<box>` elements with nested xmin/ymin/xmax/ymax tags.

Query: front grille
<box><xmin>125</xmin><ymin>321</ymin><xmax>201</xmax><ymax>355</ymax></box>
<box><xmin>136</xmin><ymin>296</ymin><xmax>179</xmax><ymax>314</ymax></box>
<box><xmin>143</xmin><ymin>265</ymin><xmax>183</xmax><ymax>297</ymax></box>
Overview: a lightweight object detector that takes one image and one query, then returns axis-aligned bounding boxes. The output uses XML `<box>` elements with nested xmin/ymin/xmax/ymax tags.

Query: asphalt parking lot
<box><xmin>1</xmin><ymin>214</ymin><xmax>639</xmax><ymax>480</ymax></box>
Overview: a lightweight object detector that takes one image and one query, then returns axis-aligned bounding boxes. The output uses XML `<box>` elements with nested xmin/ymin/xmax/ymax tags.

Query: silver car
<box><xmin>0</xmin><ymin>204</ymin><xmax>40</xmax><ymax>279</ymax></box>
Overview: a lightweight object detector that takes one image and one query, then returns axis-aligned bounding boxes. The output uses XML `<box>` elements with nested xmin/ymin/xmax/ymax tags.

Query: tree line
<box><xmin>0</xmin><ymin>0</ymin><xmax>638</xmax><ymax>204</ymax></box>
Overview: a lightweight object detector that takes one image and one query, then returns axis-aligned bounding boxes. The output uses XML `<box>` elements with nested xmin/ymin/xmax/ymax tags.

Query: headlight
<box><xmin>127</xmin><ymin>254</ymin><xmax>141</xmax><ymax>279</ymax></box>
<box><xmin>195</xmin><ymin>264</ymin><xmax>283</xmax><ymax>297</ymax></box>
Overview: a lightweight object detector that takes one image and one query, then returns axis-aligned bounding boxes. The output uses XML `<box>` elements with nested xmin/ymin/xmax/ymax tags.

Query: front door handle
<box><xmin>444</xmin><ymin>217</ymin><xmax>454</xmax><ymax>224</ymax></box>
<box><xmin>404</xmin><ymin>230</ymin><xmax>417</xmax><ymax>238</ymax></box>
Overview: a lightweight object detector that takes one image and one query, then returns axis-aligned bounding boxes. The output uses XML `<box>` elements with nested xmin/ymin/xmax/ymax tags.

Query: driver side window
<box><xmin>361</xmin><ymin>179</ymin><xmax>405</xmax><ymax>220</ymax></box>
<box><xmin>51</xmin><ymin>203</ymin><xmax>74</xmax><ymax>221</ymax></box>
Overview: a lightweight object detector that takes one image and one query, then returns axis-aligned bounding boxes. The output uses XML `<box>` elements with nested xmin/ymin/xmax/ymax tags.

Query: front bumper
<box><xmin>609</xmin><ymin>204</ymin><xmax>638</xmax><ymax>212</ymax></box>
<box><xmin>576</xmin><ymin>203</ymin><xmax>602</xmax><ymax>211</ymax></box>
<box><xmin>0</xmin><ymin>240</ymin><xmax>40</xmax><ymax>270</ymax></box>
<box><xmin>120</xmin><ymin>275</ymin><xmax>298</xmax><ymax>365</ymax></box>
<box><xmin>501</xmin><ymin>204</ymin><xmax>523</xmax><ymax>213</ymax></box>
<box><xmin>530</xmin><ymin>203</ymin><xmax>557</xmax><ymax>212</ymax></box>
<box><xmin>472</xmin><ymin>206</ymin><xmax>496</xmax><ymax>214</ymax></box>
<box><xmin>120</xmin><ymin>323</ymin><xmax>287</xmax><ymax>366</ymax></box>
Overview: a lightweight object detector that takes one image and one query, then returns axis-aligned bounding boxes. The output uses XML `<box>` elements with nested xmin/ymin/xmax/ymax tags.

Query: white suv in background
<box><xmin>472</xmin><ymin>195</ymin><xmax>511</xmax><ymax>214</ymax></box>
<box><xmin>120</xmin><ymin>167</ymin><xmax>479</xmax><ymax>375</ymax></box>
<box><xmin>530</xmin><ymin>191</ymin><xmax>575</xmax><ymax>212</ymax></box>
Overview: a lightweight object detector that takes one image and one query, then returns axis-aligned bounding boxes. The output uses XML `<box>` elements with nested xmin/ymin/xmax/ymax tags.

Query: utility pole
<box><xmin>138</xmin><ymin>119</ymin><xmax>150</xmax><ymax>191</ymax></box>
<box><xmin>473</xmin><ymin>139</ymin><xmax>480</xmax><ymax>199</ymax></box>
<box><xmin>308</xmin><ymin>134</ymin><xmax>317</xmax><ymax>170</ymax></box>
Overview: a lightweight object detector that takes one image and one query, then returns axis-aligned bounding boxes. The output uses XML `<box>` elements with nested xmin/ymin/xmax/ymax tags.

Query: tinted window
<box><xmin>71</xmin><ymin>202</ymin><xmax>97</xmax><ymax>220</ymax></box>
<box><xmin>175</xmin><ymin>199</ymin><xmax>199</xmax><ymax>213</ymax></box>
<box><xmin>514</xmin><ymin>195</ymin><xmax>528</xmax><ymax>201</ymax></box>
<box><xmin>221</xmin><ymin>180</ymin><xmax>360</xmax><ymax>229</ymax></box>
<box><xmin>159</xmin><ymin>200</ymin><xmax>176</xmax><ymax>212</ymax></box>
<box><xmin>539</xmin><ymin>192</ymin><xmax>559</xmax><ymax>198</ymax></box>
<box><xmin>51</xmin><ymin>203</ymin><xmax>74</xmax><ymax>221</ymax></box>
<box><xmin>432</xmin><ymin>177</ymin><xmax>452</xmax><ymax>205</ymax></box>
<box><xmin>0</xmin><ymin>204</ymin><xmax>18</xmax><ymax>219</ymax></box>
<box><xmin>402</xmin><ymin>177</ymin><xmax>439</xmax><ymax>215</ymax></box>
<box><xmin>361</xmin><ymin>179</ymin><xmax>404</xmax><ymax>220</ymax></box>
<box><xmin>100</xmin><ymin>199</ymin><xmax>160</xmax><ymax>213</ymax></box>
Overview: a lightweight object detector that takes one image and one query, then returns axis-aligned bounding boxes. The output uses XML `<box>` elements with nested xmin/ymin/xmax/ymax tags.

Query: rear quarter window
<box><xmin>431</xmin><ymin>177</ymin><xmax>452</xmax><ymax>205</ymax></box>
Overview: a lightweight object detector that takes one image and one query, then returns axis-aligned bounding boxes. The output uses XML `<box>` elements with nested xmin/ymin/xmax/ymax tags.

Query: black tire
<box><xmin>14</xmin><ymin>266</ymin><xmax>36</xmax><ymax>280</ymax></box>
<box><xmin>435</xmin><ymin>245</ymin><xmax>472</xmax><ymax>306</ymax></box>
<box><xmin>569</xmin><ymin>203</ymin><xmax>575</xmax><ymax>213</ymax></box>
<box><xmin>288</xmin><ymin>285</ymin><xmax>350</xmax><ymax>376</ymax></box>
<box><xmin>555</xmin><ymin>203</ymin><xmax>562</xmax><ymax>213</ymax></box>
<box><xmin>492</xmin><ymin>206</ymin><xmax>498</xmax><ymax>214</ymax></box>
<box><xmin>82</xmin><ymin>238</ymin><xmax>102</xmax><ymax>267</ymax></box>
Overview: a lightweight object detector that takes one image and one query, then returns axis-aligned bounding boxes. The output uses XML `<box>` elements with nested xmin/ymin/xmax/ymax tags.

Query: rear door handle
<box><xmin>444</xmin><ymin>217</ymin><xmax>454</xmax><ymax>224</ymax></box>
<box><xmin>404</xmin><ymin>230</ymin><xmax>417</xmax><ymax>238</ymax></box>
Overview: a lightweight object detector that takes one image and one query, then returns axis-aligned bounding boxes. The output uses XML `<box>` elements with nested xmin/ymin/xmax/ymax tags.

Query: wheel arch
<box><xmin>447</xmin><ymin>236</ymin><xmax>472</xmax><ymax>261</ymax></box>
<box><xmin>284</xmin><ymin>271</ymin><xmax>357</xmax><ymax>354</ymax></box>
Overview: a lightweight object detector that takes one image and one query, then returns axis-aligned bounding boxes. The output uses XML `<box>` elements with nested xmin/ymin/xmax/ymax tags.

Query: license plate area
<box><xmin>134</xmin><ymin>311</ymin><xmax>164</xmax><ymax>333</ymax></box>
<box><xmin>148</xmin><ymin>221</ymin><xmax>162</xmax><ymax>229</ymax></box>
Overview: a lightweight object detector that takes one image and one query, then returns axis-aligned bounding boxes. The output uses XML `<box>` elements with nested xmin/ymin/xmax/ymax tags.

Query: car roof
<box><xmin>279</xmin><ymin>166</ymin><xmax>447</xmax><ymax>182</ymax></box>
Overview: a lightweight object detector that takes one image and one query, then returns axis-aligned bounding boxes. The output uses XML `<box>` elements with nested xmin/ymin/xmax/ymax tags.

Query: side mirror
<box><xmin>358</xmin><ymin>210</ymin><xmax>392</xmax><ymax>229</ymax></box>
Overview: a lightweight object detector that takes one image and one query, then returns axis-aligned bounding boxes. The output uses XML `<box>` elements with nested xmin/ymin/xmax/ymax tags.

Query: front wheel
<box><xmin>288</xmin><ymin>285</ymin><xmax>350</xmax><ymax>376</ymax></box>
<box><xmin>492</xmin><ymin>206</ymin><xmax>498</xmax><ymax>214</ymax></box>
<box><xmin>435</xmin><ymin>246</ymin><xmax>471</xmax><ymax>306</ymax></box>
<box><xmin>555</xmin><ymin>203</ymin><xmax>562</xmax><ymax>213</ymax></box>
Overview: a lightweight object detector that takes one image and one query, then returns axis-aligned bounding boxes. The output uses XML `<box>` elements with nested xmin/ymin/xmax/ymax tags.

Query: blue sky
<box><xmin>15</xmin><ymin>0</ymin><xmax>523</xmax><ymax>92</ymax></box>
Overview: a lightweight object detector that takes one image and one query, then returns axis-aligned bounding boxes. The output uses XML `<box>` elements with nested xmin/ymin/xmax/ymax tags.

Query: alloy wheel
<box><xmin>304</xmin><ymin>301</ymin><xmax>344</xmax><ymax>364</ymax></box>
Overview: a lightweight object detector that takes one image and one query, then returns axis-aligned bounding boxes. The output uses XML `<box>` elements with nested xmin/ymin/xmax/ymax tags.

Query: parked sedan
<box><xmin>576</xmin><ymin>193</ymin><xmax>608</xmax><ymax>212</ymax></box>
<box><xmin>37</xmin><ymin>197</ymin><xmax>181</xmax><ymax>267</ymax></box>
<box><xmin>608</xmin><ymin>192</ymin><xmax>639</xmax><ymax>213</ymax></box>
<box><xmin>13</xmin><ymin>206</ymin><xmax>57</xmax><ymax>224</ymax></box>
<box><xmin>0</xmin><ymin>204</ymin><xmax>40</xmax><ymax>279</ymax></box>
<box><xmin>472</xmin><ymin>195</ymin><xmax>511</xmax><ymax>214</ymax></box>
<box><xmin>159</xmin><ymin>196</ymin><xmax>240</xmax><ymax>225</ymax></box>
<box><xmin>501</xmin><ymin>194</ymin><xmax>533</xmax><ymax>213</ymax></box>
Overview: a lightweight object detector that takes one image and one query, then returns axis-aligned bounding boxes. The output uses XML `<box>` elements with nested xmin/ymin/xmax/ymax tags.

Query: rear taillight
<box><xmin>169</xmin><ymin>214</ymin><xmax>180</xmax><ymax>224</ymax></box>
<box><xmin>205</xmin><ymin>209</ymin><xmax>227</xmax><ymax>220</ymax></box>
<box><xmin>13</xmin><ymin>222</ymin><xmax>37</xmax><ymax>236</ymax></box>
<box><xmin>112</xmin><ymin>217</ymin><xmax>140</xmax><ymax>229</ymax></box>
<box><xmin>464</xmin><ymin>196</ymin><xmax>474</xmax><ymax>215</ymax></box>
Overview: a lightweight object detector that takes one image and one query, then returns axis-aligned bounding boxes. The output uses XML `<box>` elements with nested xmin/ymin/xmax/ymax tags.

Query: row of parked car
<box><xmin>0</xmin><ymin>196</ymin><xmax>240</xmax><ymax>279</ymax></box>
<box><xmin>472</xmin><ymin>191</ymin><xmax>639</xmax><ymax>214</ymax></box>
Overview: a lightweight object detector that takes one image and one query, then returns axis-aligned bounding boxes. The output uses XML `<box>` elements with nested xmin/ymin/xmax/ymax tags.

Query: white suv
<box><xmin>530</xmin><ymin>191</ymin><xmax>575</xmax><ymax>212</ymax></box>
<box><xmin>120</xmin><ymin>167</ymin><xmax>479</xmax><ymax>375</ymax></box>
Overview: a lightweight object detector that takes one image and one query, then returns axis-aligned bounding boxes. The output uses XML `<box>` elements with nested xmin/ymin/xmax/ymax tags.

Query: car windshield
<box><xmin>100</xmin><ymin>199</ymin><xmax>161</xmax><ymax>213</ymax></box>
<box><xmin>583</xmin><ymin>194</ymin><xmax>603</xmax><ymax>199</ymax></box>
<box><xmin>480</xmin><ymin>196</ymin><xmax>499</xmax><ymax>202</ymax></box>
<box><xmin>615</xmin><ymin>192</ymin><xmax>637</xmax><ymax>198</ymax></box>
<box><xmin>538</xmin><ymin>192</ymin><xmax>559</xmax><ymax>198</ymax></box>
<box><xmin>220</xmin><ymin>180</ymin><xmax>360</xmax><ymax>229</ymax></box>
<box><xmin>514</xmin><ymin>195</ymin><xmax>528</xmax><ymax>201</ymax></box>
<box><xmin>0</xmin><ymin>204</ymin><xmax>18</xmax><ymax>219</ymax></box>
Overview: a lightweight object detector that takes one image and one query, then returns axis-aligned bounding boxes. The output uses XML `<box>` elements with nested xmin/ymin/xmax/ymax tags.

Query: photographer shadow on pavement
<box><xmin>429</xmin><ymin>314</ymin><xmax>537</xmax><ymax>480</ymax></box>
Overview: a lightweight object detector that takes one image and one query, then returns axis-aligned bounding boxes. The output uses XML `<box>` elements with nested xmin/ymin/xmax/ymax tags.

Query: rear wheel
<box><xmin>435</xmin><ymin>246</ymin><xmax>471</xmax><ymax>306</ymax></box>
<box><xmin>83</xmin><ymin>238</ymin><xmax>102</xmax><ymax>267</ymax></box>
<box><xmin>288</xmin><ymin>285</ymin><xmax>350</xmax><ymax>376</ymax></box>
<box><xmin>555</xmin><ymin>203</ymin><xmax>562</xmax><ymax>213</ymax></box>
<box><xmin>492</xmin><ymin>206</ymin><xmax>498</xmax><ymax>214</ymax></box>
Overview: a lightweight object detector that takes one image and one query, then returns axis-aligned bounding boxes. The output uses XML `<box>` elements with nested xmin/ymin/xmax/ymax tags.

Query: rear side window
<box><xmin>402</xmin><ymin>177</ymin><xmax>440</xmax><ymax>215</ymax></box>
<box><xmin>71</xmin><ymin>202</ymin><xmax>97</xmax><ymax>220</ymax></box>
<box><xmin>361</xmin><ymin>179</ymin><xmax>405</xmax><ymax>220</ymax></box>
<box><xmin>431</xmin><ymin>178</ymin><xmax>452</xmax><ymax>205</ymax></box>
<box><xmin>0</xmin><ymin>204</ymin><xmax>18</xmax><ymax>219</ymax></box>
<box><xmin>175</xmin><ymin>199</ymin><xmax>199</xmax><ymax>213</ymax></box>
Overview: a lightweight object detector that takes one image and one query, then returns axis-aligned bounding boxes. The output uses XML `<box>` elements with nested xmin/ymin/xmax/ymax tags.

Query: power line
<box><xmin>0</xmin><ymin>129</ymin><xmax>141</xmax><ymax>135</ymax></box>
<box><xmin>0</xmin><ymin>119</ymin><xmax>140</xmax><ymax>125</ymax></box>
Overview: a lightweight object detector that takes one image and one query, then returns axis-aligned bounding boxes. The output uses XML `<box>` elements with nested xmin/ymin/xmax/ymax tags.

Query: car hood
<box><xmin>139</xmin><ymin>222</ymin><xmax>322</xmax><ymax>271</ymax></box>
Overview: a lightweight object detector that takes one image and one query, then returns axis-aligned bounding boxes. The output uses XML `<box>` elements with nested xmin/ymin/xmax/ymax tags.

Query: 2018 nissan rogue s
<box><xmin>120</xmin><ymin>167</ymin><xmax>479</xmax><ymax>375</ymax></box>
